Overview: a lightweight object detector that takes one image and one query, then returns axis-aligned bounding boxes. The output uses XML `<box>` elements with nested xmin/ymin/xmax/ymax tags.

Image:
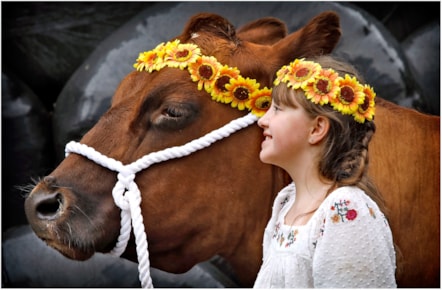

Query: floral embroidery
<box><xmin>285</xmin><ymin>229</ymin><xmax>299</xmax><ymax>247</ymax></box>
<box><xmin>346</xmin><ymin>209</ymin><xmax>358</xmax><ymax>220</ymax></box>
<box><xmin>383</xmin><ymin>216</ymin><xmax>389</xmax><ymax>227</ymax></box>
<box><xmin>273</xmin><ymin>222</ymin><xmax>286</xmax><ymax>247</ymax></box>
<box><xmin>330</xmin><ymin>199</ymin><xmax>358</xmax><ymax>223</ymax></box>
<box><xmin>312</xmin><ymin>218</ymin><xmax>326</xmax><ymax>249</ymax></box>
<box><xmin>280</xmin><ymin>196</ymin><xmax>290</xmax><ymax>209</ymax></box>
<box><xmin>277</xmin><ymin>234</ymin><xmax>285</xmax><ymax>246</ymax></box>
<box><xmin>273</xmin><ymin>222</ymin><xmax>281</xmax><ymax>239</ymax></box>
<box><xmin>319</xmin><ymin>218</ymin><xmax>325</xmax><ymax>236</ymax></box>
<box><xmin>367</xmin><ymin>203</ymin><xmax>377</xmax><ymax>219</ymax></box>
<box><xmin>272</xmin><ymin>222</ymin><xmax>299</xmax><ymax>248</ymax></box>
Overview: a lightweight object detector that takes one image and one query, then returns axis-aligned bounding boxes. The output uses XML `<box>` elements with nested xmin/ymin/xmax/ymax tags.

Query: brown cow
<box><xmin>24</xmin><ymin>12</ymin><xmax>439</xmax><ymax>287</ymax></box>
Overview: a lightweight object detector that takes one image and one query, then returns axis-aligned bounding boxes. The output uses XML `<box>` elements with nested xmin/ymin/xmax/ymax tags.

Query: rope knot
<box><xmin>118</xmin><ymin>171</ymin><xmax>136</xmax><ymax>188</ymax></box>
<box><xmin>110</xmin><ymin>172</ymin><xmax>136</xmax><ymax>211</ymax></box>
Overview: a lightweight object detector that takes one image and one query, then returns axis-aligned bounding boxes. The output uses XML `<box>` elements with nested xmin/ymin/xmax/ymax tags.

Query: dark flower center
<box><xmin>215</xmin><ymin>75</ymin><xmax>230</xmax><ymax>92</ymax></box>
<box><xmin>360</xmin><ymin>96</ymin><xmax>370</xmax><ymax>111</ymax></box>
<box><xmin>176</xmin><ymin>50</ymin><xmax>189</xmax><ymax>59</ymax></box>
<box><xmin>296</xmin><ymin>68</ymin><xmax>309</xmax><ymax>78</ymax></box>
<box><xmin>234</xmin><ymin>87</ymin><xmax>249</xmax><ymax>100</ymax></box>
<box><xmin>340</xmin><ymin>86</ymin><xmax>355</xmax><ymax>103</ymax></box>
<box><xmin>316</xmin><ymin>79</ymin><xmax>329</xmax><ymax>94</ymax></box>
<box><xmin>199</xmin><ymin>65</ymin><xmax>214</xmax><ymax>80</ymax></box>
<box><xmin>259</xmin><ymin>100</ymin><xmax>270</xmax><ymax>109</ymax></box>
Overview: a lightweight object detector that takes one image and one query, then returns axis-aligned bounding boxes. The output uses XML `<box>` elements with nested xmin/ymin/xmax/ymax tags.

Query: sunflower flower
<box><xmin>211</xmin><ymin>65</ymin><xmax>241</xmax><ymax>103</ymax></box>
<box><xmin>274</xmin><ymin>65</ymin><xmax>290</xmax><ymax>86</ymax></box>
<box><xmin>285</xmin><ymin>59</ymin><xmax>321</xmax><ymax>89</ymax></box>
<box><xmin>248</xmin><ymin>87</ymin><xmax>272</xmax><ymax>117</ymax></box>
<box><xmin>304</xmin><ymin>68</ymin><xmax>340</xmax><ymax>105</ymax></box>
<box><xmin>188</xmin><ymin>56</ymin><xmax>221</xmax><ymax>92</ymax></box>
<box><xmin>133</xmin><ymin>51</ymin><xmax>163</xmax><ymax>72</ymax></box>
<box><xmin>225</xmin><ymin>76</ymin><xmax>260</xmax><ymax>110</ymax></box>
<box><xmin>353</xmin><ymin>84</ymin><xmax>376</xmax><ymax>123</ymax></box>
<box><xmin>164</xmin><ymin>42</ymin><xmax>201</xmax><ymax>70</ymax></box>
<box><xmin>331</xmin><ymin>74</ymin><xmax>365</xmax><ymax>115</ymax></box>
<box><xmin>133</xmin><ymin>42</ymin><xmax>169</xmax><ymax>72</ymax></box>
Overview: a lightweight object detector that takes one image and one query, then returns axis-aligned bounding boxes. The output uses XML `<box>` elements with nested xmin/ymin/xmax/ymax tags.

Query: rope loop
<box><xmin>112</xmin><ymin>182</ymin><xmax>130</xmax><ymax>211</ymax></box>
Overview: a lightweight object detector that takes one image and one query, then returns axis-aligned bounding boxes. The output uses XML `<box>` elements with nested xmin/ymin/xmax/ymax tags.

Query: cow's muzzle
<box><xmin>25</xmin><ymin>176</ymin><xmax>67</xmax><ymax>222</ymax></box>
<box><xmin>24</xmin><ymin>175</ymin><xmax>96</xmax><ymax>260</ymax></box>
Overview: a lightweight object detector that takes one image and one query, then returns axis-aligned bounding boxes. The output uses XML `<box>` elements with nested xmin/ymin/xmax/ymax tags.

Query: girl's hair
<box><xmin>272</xmin><ymin>55</ymin><xmax>386</xmax><ymax>213</ymax></box>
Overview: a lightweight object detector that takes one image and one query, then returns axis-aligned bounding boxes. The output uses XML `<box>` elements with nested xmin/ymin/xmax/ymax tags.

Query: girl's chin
<box><xmin>259</xmin><ymin>152</ymin><xmax>284</xmax><ymax>169</ymax></box>
<box><xmin>259</xmin><ymin>151</ymin><xmax>273</xmax><ymax>165</ymax></box>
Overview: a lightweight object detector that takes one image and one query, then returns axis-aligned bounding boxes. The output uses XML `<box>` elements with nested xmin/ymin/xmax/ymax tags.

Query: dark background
<box><xmin>2</xmin><ymin>2</ymin><xmax>440</xmax><ymax>114</ymax></box>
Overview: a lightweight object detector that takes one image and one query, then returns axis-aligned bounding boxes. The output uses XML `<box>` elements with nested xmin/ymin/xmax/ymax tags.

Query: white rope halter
<box><xmin>65</xmin><ymin>113</ymin><xmax>258</xmax><ymax>288</ymax></box>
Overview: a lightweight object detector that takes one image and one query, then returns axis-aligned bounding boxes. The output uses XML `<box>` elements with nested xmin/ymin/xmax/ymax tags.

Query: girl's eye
<box><xmin>273</xmin><ymin>104</ymin><xmax>281</xmax><ymax>112</ymax></box>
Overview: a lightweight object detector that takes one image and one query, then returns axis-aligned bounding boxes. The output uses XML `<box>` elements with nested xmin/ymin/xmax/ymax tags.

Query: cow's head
<box><xmin>25</xmin><ymin>12</ymin><xmax>340</xmax><ymax>285</ymax></box>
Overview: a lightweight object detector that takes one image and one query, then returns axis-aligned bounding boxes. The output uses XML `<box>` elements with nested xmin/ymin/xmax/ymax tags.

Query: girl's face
<box><xmin>257</xmin><ymin>94</ymin><xmax>314</xmax><ymax>170</ymax></box>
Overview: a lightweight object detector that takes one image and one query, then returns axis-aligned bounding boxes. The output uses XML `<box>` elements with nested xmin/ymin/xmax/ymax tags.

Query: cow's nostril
<box><xmin>35</xmin><ymin>193</ymin><xmax>64</xmax><ymax>220</ymax></box>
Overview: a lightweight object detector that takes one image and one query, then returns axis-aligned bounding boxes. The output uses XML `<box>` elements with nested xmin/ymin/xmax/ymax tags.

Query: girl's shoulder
<box><xmin>273</xmin><ymin>182</ymin><xmax>296</xmax><ymax>209</ymax></box>
<box><xmin>317</xmin><ymin>186</ymin><xmax>383</xmax><ymax>224</ymax></box>
<box><xmin>322</xmin><ymin>186</ymin><xmax>377</xmax><ymax>207</ymax></box>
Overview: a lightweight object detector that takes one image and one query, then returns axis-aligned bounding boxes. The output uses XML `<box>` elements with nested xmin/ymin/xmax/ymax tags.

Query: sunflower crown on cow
<box><xmin>133</xmin><ymin>39</ymin><xmax>272</xmax><ymax>117</ymax></box>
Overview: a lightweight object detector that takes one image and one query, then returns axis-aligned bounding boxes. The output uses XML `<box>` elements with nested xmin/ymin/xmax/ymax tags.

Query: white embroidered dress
<box><xmin>254</xmin><ymin>183</ymin><xmax>396</xmax><ymax>288</ymax></box>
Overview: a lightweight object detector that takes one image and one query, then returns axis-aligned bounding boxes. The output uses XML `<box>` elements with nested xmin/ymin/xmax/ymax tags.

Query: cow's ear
<box><xmin>272</xmin><ymin>11</ymin><xmax>341</xmax><ymax>64</ymax></box>
<box><xmin>237</xmin><ymin>17</ymin><xmax>287</xmax><ymax>45</ymax></box>
<box><xmin>179</xmin><ymin>13</ymin><xmax>237</xmax><ymax>43</ymax></box>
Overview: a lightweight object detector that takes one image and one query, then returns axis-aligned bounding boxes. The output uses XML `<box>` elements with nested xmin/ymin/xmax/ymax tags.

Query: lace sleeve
<box><xmin>312</xmin><ymin>187</ymin><xmax>397</xmax><ymax>288</ymax></box>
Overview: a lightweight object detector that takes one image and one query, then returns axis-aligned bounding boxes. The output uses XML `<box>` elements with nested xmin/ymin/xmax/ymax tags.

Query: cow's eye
<box><xmin>153</xmin><ymin>103</ymin><xmax>198</xmax><ymax>130</ymax></box>
<box><xmin>163</xmin><ymin>107</ymin><xmax>183</xmax><ymax>118</ymax></box>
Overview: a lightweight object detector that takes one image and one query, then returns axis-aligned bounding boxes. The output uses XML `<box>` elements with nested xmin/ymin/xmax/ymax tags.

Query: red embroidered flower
<box><xmin>346</xmin><ymin>209</ymin><xmax>358</xmax><ymax>221</ymax></box>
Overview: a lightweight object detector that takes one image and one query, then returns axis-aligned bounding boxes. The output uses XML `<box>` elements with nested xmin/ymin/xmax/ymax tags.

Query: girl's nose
<box><xmin>258</xmin><ymin>111</ymin><xmax>269</xmax><ymax>128</ymax></box>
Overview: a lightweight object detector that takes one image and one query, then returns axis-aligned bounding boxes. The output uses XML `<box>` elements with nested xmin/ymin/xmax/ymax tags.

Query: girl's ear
<box><xmin>309</xmin><ymin>116</ymin><xmax>330</xmax><ymax>145</ymax></box>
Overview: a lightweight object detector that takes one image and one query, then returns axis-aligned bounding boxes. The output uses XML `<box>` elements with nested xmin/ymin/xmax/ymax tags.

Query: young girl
<box><xmin>254</xmin><ymin>56</ymin><xmax>397</xmax><ymax>288</ymax></box>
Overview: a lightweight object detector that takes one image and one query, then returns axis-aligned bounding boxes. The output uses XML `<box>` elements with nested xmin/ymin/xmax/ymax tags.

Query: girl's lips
<box><xmin>261</xmin><ymin>132</ymin><xmax>272</xmax><ymax>147</ymax></box>
<box><xmin>262</xmin><ymin>131</ymin><xmax>272</xmax><ymax>140</ymax></box>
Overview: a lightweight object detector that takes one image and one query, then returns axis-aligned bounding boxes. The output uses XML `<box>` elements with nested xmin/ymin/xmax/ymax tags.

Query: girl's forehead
<box><xmin>274</xmin><ymin>87</ymin><xmax>304</xmax><ymax>107</ymax></box>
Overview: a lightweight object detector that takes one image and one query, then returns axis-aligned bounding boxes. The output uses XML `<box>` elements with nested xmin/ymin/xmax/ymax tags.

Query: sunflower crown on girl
<box><xmin>274</xmin><ymin>58</ymin><xmax>376</xmax><ymax>123</ymax></box>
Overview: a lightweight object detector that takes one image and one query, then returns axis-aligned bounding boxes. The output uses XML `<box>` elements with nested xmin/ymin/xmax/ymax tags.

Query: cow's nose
<box><xmin>25</xmin><ymin>176</ymin><xmax>66</xmax><ymax>221</ymax></box>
